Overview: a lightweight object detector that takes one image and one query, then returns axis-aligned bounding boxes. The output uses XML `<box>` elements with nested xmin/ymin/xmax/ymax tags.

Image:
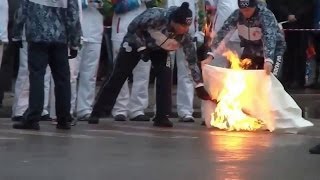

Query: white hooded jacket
<box><xmin>111</xmin><ymin>0</ymin><xmax>147</xmax><ymax>41</ymax></box>
<box><xmin>212</xmin><ymin>0</ymin><xmax>240</xmax><ymax>42</ymax></box>
<box><xmin>82</xmin><ymin>1</ymin><xmax>103</xmax><ymax>43</ymax></box>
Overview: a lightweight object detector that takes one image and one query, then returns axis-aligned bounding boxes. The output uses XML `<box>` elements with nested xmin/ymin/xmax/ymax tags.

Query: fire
<box><xmin>210</xmin><ymin>50</ymin><xmax>264</xmax><ymax>131</ymax></box>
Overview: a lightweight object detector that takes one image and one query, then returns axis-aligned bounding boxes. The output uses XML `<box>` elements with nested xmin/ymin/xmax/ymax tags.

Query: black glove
<box><xmin>68</xmin><ymin>48</ymin><xmax>78</xmax><ymax>59</ymax></box>
<box><xmin>196</xmin><ymin>86</ymin><xmax>212</xmax><ymax>100</ymax></box>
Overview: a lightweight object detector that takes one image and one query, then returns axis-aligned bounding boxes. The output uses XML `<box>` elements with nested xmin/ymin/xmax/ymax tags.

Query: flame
<box><xmin>210</xmin><ymin>50</ymin><xmax>264</xmax><ymax>131</ymax></box>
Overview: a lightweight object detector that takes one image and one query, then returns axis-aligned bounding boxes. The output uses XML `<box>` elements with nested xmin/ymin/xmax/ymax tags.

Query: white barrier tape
<box><xmin>283</xmin><ymin>29</ymin><xmax>320</xmax><ymax>31</ymax></box>
<box><xmin>278</xmin><ymin>21</ymin><xmax>320</xmax><ymax>32</ymax></box>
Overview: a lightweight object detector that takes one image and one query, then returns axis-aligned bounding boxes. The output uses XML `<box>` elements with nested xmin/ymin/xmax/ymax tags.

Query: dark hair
<box><xmin>170</xmin><ymin>2</ymin><xmax>193</xmax><ymax>25</ymax></box>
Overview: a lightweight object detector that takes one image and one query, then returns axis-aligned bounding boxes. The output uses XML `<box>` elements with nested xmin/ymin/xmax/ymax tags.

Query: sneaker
<box><xmin>51</xmin><ymin>119</ymin><xmax>58</xmax><ymax>125</ymax></box>
<box><xmin>56</xmin><ymin>122</ymin><xmax>71</xmax><ymax>130</ymax></box>
<box><xmin>130</xmin><ymin>115</ymin><xmax>150</xmax><ymax>122</ymax></box>
<box><xmin>179</xmin><ymin>116</ymin><xmax>195</xmax><ymax>123</ymax></box>
<box><xmin>71</xmin><ymin>118</ymin><xmax>78</xmax><ymax>126</ymax></box>
<box><xmin>309</xmin><ymin>144</ymin><xmax>320</xmax><ymax>154</ymax></box>
<box><xmin>152</xmin><ymin>116</ymin><xmax>173</xmax><ymax>128</ymax></box>
<box><xmin>71</xmin><ymin>114</ymin><xmax>90</xmax><ymax>126</ymax></box>
<box><xmin>114</xmin><ymin>114</ymin><xmax>127</xmax><ymax>122</ymax></box>
<box><xmin>13</xmin><ymin>121</ymin><xmax>40</xmax><ymax>130</ymax></box>
<box><xmin>12</xmin><ymin>116</ymin><xmax>25</xmax><ymax>122</ymax></box>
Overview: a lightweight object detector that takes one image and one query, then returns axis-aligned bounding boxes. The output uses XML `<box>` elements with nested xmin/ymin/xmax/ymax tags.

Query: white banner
<box><xmin>202</xmin><ymin>65</ymin><xmax>313</xmax><ymax>132</ymax></box>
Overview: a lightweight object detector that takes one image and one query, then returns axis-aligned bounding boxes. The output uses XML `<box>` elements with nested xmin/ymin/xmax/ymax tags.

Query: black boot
<box><xmin>88</xmin><ymin>115</ymin><xmax>100</xmax><ymax>124</ymax></box>
<box><xmin>12</xmin><ymin>116</ymin><xmax>25</xmax><ymax>122</ymax></box>
<box><xmin>56</xmin><ymin>116</ymin><xmax>72</xmax><ymax>130</ymax></box>
<box><xmin>153</xmin><ymin>116</ymin><xmax>173</xmax><ymax>128</ymax></box>
<box><xmin>56</xmin><ymin>121</ymin><xmax>71</xmax><ymax>130</ymax></box>
<box><xmin>86</xmin><ymin>110</ymin><xmax>101</xmax><ymax>124</ymax></box>
<box><xmin>13</xmin><ymin>121</ymin><xmax>40</xmax><ymax>130</ymax></box>
<box><xmin>130</xmin><ymin>114</ymin><xmax>150</xmax><ymax>122</ymax></box>
<box><xmin>309</xmin><ymin>144</ymin><xmax>320</xmax><ymax>154</ymax></box>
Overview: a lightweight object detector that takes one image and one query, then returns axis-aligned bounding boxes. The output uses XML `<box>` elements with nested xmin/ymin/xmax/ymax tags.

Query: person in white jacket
<box><xmin>166</xmin><ymin>0</ymin><xmax>197</xmax><ymax>122</ymax></box>
<box><xmin>0</xmin><ymin>0</ymin><xmax>8</xmax><ymax>69</ymax></box>
<box><xmin>68</xmin><ymin>0</ymin><xmax>103</xmax><ymax>124</ymax></box>
<box><xmin>210</xmin><ymin>0</ymin><xmax>242</xmax><ymax>67</ymax></box>
<box><xmin>111</xmin><ymin>0</ymin><xmax>151</xmax><ymax>122</ymax></box>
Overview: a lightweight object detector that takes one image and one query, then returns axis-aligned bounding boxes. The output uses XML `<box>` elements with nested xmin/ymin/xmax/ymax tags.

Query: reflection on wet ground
<box><xmin>0</xmin><ymin>120</ymin><xmax>320</xmax><ymax>180</ymax></box>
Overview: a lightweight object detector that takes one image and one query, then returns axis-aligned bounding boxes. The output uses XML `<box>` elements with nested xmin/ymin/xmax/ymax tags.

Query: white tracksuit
<box><xmin>167</xmin><ymin>0</ymin><xmax>197</xmax><ymax>118</ymax></box>
<box><xmin>211</xmin><ymin>0</ymin><xmax>242</xmax><ymax>67</ymax></box>
<box><xmin>0</xmin><ymin>0</ymin><xmax>8</xmax><ymax>69</ymax></box>
<box><xmin>111</xmin><ymin>1</ymin><xmax>151</xmax><ymax>119</ymax></box>
<box><xmin>49</xmin><ymin>0</ymin><xmax>83</xmax><ymax>119</ymax></box>
<box><xmin>12</xmin><ymin>41</ymin><xmax>51</xmax><ymax>117</ymax></box>
<box><xmin>74</xmin><ymin>5</ymin><xmax>103</xmax><ymax>117</ymax></box>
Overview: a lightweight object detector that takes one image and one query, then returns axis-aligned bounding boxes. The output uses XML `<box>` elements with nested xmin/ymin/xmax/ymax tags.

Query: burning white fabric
<box><xmin>201</xmin><ymin>52</ymin><xmax>313</xmax><ymax>132</ymax></box>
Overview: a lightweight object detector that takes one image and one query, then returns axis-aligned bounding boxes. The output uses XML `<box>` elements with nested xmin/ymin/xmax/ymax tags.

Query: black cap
<box><xmin>238</xmin><ymin>0</ymin><xmax>257</xmax><ymax>8</ymax></box>
<box><xmin>171</xmin><ymin>2</ymin><xmax>193</xmax><ymax>26</ymax></box>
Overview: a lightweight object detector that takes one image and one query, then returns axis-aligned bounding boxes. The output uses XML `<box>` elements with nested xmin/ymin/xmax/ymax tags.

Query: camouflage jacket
<box><xmin>13</xmin><ymin>0</ymin><xmax>82</xmax><ymax>47</ymax></box>
<box><xmin>211</xmin><ymin>2</ymin><xmax>286</xmax><ymax>64</ymax></box>
<box><xmin>124</xmin><ymin>6</ymin><xmax>203</xmax><ymax>85</ymax></box>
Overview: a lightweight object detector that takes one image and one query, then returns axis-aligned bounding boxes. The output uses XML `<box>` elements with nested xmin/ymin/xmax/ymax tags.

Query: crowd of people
<box><xmin>0</xmin><ymin>0</ymin><xmax>320</xmax><ymax>152</ymax></box>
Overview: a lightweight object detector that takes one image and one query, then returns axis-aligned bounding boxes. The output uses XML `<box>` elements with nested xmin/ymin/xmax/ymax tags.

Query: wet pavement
<box><xmin>0</xmin><ymin>118</ymin><xmax>320</xmax><ymax>180</ymax></box>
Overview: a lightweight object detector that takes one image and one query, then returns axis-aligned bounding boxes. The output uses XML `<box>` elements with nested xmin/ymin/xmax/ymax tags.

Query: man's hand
<box><xmin>264</xmin><ymin>61</ymin><xmax>273</xmax><ymax>75</ymax></box>
<box><xmin>196</xmin><ymin>86</ymin><xmax>212</xmax><ymax>100</ymax></box>
<box><xmin>288</xmin><ymin>15</ymin><xmax>297</xmax><ymax>22</ymax></box>
<box><xmin>201</xmin><ymin>56</ymin><xmax>213</xmax><ymax>68</ymax></box>
<box><xmin>68</xmin><ymin>48</ymin><xmax>78</xmax><ymax>59</ymax></box>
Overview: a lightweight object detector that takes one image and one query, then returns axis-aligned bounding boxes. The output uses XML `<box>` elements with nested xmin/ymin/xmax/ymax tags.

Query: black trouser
<box><xmin>25</xmin><ymin>42</ymin><xmax>71</xmax><ymax>122</ymax></box>
<box><xmin>282</xmin><ymin>31</ymin><xmax>308</xmax><ymax>86</ymax></box>
<box><xmin>92</xmin><ymin>47</ymin><xmax>172</xmax><ymax>118</ymax></box>
<box><xmin>241</xmin><ymin>52</ymin><xmax>284</xmax><ymax>78</ymax></box>
<box><xmin>241</xmin><ymin>54</ymin><xmax>264</xmax><ymax>70</ymax></box>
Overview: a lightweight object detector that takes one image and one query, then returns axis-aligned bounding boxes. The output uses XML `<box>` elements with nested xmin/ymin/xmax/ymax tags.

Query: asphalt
<box><xmin>0</xmin><ymin>118</ymin><xmax>320</xmax><ymax>180</ymax></box>
<box><xmin>1</xmin><ymin>88</ymin><xmax>320</xmax><ymax>180</ymax></box>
